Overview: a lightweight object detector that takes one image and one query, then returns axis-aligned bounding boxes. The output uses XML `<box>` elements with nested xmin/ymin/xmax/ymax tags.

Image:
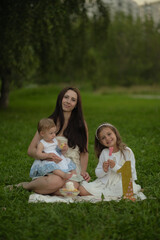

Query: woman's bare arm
<box><xmin>80</xmin><ymin>151</ymin><xmax>89</xmax><ymax>173</ymax></box>
<box><xmin>80</xmin><ymin>121</ymin><xmax>90</xmax><ymax>181</ymax></box>
<box><xmin>27</xmin><ymin>131</ymin><xmax>40</xmax><ymax>159</ymax></box>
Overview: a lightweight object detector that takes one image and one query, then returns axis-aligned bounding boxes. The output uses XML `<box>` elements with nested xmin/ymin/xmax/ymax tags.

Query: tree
<box><xmin>0</xmin><ymin>0</ymin><xmax>89</xmax><ymax>108</ymax></box>
<box><xmin>0</xmin><ymin>0</ymin><xmax>37</xmax><ymax>108</ymax></box>
<box><xmin>0</xmin><ymin>0</ymin><xmax>111</xmax><ymax>108</ymax></box>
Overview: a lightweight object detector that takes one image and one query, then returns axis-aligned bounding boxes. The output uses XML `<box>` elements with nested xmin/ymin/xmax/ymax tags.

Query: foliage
<box><xmin>96</xmin><ymin>12</ymin><xmax>160</xmax><ymax>87</ymax></box>
<box><xmin>0</xmin><ymin>85</ymin><xmax>160</xmax><ymax>239</ymax></box>
<box><xmin>1</xmin><ymin>0</ymin><xmax>160</xmax><ymax>108</ymax></box>
<box><xmin>0</xmin><ymin>0</ymin><xmax>98</xmax><ymax>107</ymax></box>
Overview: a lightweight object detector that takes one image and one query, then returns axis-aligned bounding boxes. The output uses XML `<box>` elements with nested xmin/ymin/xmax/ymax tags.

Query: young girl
<box><xmin>79</xmin><ymin>123</ymin><xmax>145</xmax><ymax>200</ymax></box>
<box><xmin>29</xmin><ymin>118</ymin><xmax>76</xmax><ymax>180</ymax></box>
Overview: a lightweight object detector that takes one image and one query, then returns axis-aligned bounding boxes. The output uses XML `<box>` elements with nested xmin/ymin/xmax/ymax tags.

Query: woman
<box><xmin>24</xmin><ymin>87</ymin><xmax>90</xmax><ymax>195</ymax></box>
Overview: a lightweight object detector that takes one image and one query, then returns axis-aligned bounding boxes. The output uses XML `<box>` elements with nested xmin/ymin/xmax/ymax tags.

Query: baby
<box><xmin>29</xmin><ymin>118</ymin><xmax>76</xmax><ymax>179</ymax></box>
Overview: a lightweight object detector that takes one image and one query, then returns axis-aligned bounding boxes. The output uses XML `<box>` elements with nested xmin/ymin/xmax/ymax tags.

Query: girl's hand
<box><xmin>46</xmin><ymin>153</ymin><xmax>62</xmax><ymax>163</ymax></box>
<box><xmin>108</xmin><ymin>159</ymin><xmax>115</xmax><ymax>168</ymax></box>
<box><xmin>81</xmin><ymin>171</ymin><xmax>90</xmax><ymax>182</ymax></box>
<box><xmin>103</xmin><ymin>161</ymin><xmax>109</xmax><ymax>172</ymax></box>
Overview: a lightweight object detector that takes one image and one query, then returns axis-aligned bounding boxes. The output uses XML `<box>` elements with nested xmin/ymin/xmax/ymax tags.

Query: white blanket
<box><xmin>28</xmin><ymin>192</ymin><xmax>146</xmax><ymax>203</ymax></box>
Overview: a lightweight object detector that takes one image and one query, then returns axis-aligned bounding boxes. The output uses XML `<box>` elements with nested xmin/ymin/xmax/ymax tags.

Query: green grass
<box><xmin>0</xmin><ymin>85</ymin><xmax>160</xmax><ymax>240</ymax></box>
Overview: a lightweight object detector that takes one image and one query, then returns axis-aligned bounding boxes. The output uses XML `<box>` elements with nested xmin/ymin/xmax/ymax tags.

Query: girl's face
<box><xmin>62</xmin><ymin>90</ymin><xmax>78</xmax><ymax>112</ymax></box>
<box><xmin>40</xmin><ymin>126</ymin><xmax>56</xmax><ymax>142</ymax></box>
<box><xmin>99</xmin><ymin>127</ymin><xmax>117</xmax><ymax>150</ymax></box>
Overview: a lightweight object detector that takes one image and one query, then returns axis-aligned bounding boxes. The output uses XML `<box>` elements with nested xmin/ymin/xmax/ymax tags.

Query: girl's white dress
<box><xmin>81</xmin><ymin>147</ymin><xmax>143</xmax><ymax>198</ymax></box>
<box><xmin>29</xmin><ymin>138</ymin><xmax>76</xmax><ymax>178</ymax></box>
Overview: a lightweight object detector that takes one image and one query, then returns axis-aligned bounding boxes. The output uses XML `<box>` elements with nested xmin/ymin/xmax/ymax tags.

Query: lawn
<box><xmin>0</xmin><ymin>85</ymin><xmax>160</xmax><ymax>240</ymax></box>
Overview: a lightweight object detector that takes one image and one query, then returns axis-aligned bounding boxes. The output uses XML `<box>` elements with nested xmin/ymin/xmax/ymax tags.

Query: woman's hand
<box><xmin>103</xmin><ymin>161</ymin><xmax>109</xmax><ymax>172</ymax></box>
<box><xmin>108</xmin><ymin>159</ymin><xmax>115</xmax><ymax>168</ymax></box>
<box><xmin>81</xmin><ymin>171</ymin><xmax>90</xmax><ymax>182</ymax></box>
<box><xmin>46</xmin><ymin>153</ymin><xmax>62</xmax><ymax>163</ymax></box>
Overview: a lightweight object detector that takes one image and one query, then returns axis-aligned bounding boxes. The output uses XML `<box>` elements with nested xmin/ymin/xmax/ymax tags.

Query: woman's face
<box><xmin>62</xmin><ymin>90</ymin><xmax>78</xmax><ymax>112</ymax></box>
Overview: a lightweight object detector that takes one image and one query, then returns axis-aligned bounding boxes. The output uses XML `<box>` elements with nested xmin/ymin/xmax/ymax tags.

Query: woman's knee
<box><xmin>47</xmin><ymin>175</ymin><xmax>64</xmax><ymax>189</ymax></box>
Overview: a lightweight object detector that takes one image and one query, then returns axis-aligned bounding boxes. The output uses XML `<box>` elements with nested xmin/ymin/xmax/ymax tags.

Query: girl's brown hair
<box><xmin>94</xmin><ymin>123</ymin><xmax>127</xmax><ymax>158</ymax></box>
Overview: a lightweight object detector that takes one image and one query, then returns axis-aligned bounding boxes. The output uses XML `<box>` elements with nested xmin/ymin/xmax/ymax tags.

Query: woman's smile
<box><xmin>62</xmin><ymin>90</ymin><xmax>77</xmax><ymax>112</ymax></box>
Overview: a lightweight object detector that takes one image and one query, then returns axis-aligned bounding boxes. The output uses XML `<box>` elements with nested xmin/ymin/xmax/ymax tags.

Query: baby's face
<box><xmin>41</xmin><ymin>126</ymin><xmax>57</xmax><ymax>142</ymax></box>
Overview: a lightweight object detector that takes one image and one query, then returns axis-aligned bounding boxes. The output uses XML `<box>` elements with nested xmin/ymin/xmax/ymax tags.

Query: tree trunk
<box><xmin>0</xmin><ymin>70</ymin><xmax>10</xmax><ymax>109</ymax></box>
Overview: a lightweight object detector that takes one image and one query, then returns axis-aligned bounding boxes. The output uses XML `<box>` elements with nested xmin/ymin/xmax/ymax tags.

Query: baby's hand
<box><xmin>47</xmin><ymin>153</ymin><xmax>62</xmax><ymax>163</ymax></box>
<box><xmin>108</xmin><ymin>159</ymin><xmax>115</xmax><ymax>168</ymax></box>
<box><xmin>103</xmin><ymin>161</ymin><xmax>109</xmax><ymax>172</ymax></box>
<box><xmin>60</xmin><ymin>143</ymin><xmax>68</xmax><ymax>153</ymax></box>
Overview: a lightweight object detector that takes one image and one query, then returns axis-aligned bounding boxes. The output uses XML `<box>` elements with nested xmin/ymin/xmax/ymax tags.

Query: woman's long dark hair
<box><xmin>49</xmin><ymin>87</ymin><xmax>87</xmax><ymax>153</ymax></box>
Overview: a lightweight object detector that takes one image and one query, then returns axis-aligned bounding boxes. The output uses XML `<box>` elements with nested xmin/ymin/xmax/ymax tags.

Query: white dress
<box><xmin>29</xmin><ymin>138</ymin><xmax>76</xmax><ymax>178</ymax></box>
<box><xmin>81</xmin><ymin>147</ymin><xmax>143</xmax><ymax>199</ymax></box>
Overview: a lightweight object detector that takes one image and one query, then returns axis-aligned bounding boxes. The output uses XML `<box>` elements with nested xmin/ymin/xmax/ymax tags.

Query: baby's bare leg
<box><xmin>70</xmin><ymin>170</ymin><xmax>77</xmax><ymax>175</ymax></box>
<box><xmin>53</xmin><ymin>169</ymin><xmax>73</xmax><ymax>179</ymax></box>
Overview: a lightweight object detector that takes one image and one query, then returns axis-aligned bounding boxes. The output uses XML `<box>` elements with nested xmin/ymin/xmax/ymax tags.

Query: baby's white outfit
<box><xmin>29</xmin><ymin>138</ymin><xmax>76</xmax><ymax>178</ymax></box>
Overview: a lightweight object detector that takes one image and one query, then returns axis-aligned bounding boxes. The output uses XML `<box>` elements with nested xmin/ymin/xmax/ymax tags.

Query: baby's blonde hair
<box><xmin>37</xmin><ymin>118</ymin><xmax>55</xmax><ymax>133</ymax></box>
